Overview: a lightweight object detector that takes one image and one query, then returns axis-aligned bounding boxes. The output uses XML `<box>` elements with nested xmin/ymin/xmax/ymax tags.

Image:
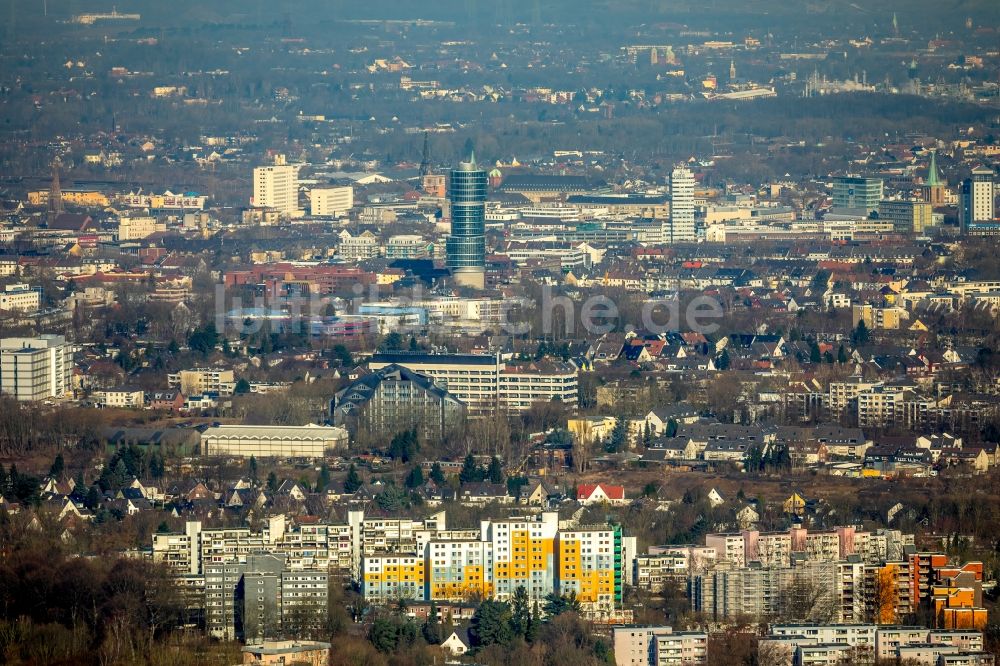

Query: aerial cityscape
<box><xmin>3</xmin><ymin>0</ymin><xmax>1000</xmax><ymax>664</ymax></box>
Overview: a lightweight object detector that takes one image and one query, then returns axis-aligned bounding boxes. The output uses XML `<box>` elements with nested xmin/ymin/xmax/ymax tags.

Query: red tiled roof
<box><xmin>577</xmin><ymin>483</ymin><xmax>625</xmax><ymax>500</ymax></box>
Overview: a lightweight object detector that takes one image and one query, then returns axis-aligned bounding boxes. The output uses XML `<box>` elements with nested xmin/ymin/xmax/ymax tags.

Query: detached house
<box><xmin>577</xmin><ymin>483</ymin><xmax>627</xmax><ymax>506</ymax></box>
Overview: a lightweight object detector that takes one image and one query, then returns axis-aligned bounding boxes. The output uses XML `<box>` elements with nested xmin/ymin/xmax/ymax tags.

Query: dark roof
<box><xmin>47</xmin><ymin>213</ymin><xmax>93</xmax><ymax>231</ymax></box>
<box><xmin>370</xmin><ymin>352</ymin><xmax>497</xmax><ymax>366</ymax></box>
<box><xmin>498</xmin><ymin>175</ymin><xmax>595</xmax><ymax>192</ymax></box>
<box><xmin>566</xmin><ymin>194</ymin><xmax>668</xmax><ymax>205</ymax></box>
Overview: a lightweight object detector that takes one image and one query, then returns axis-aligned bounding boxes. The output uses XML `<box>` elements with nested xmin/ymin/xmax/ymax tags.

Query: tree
<box><xmin>459</xmin><ymin>453</ymin><xmax>482</xmax><ymax>484</ymax></box>
<box><xmin>388</xmin><ymin>429</ymin><xmax>419</xmax><ymax>463</ymax></box>
<box><xmin>471</xmin><ymin>600</ymin><xmax>513</xmax><ymax>648</ymax></box>
<box><xmin>506</xmin><ymin>475</ymin><xmax>528</xmax><ymax>498</ymax></box>
<box><xmin>49</xmin><ymin>453</ymin><xmax>64</xmax><ymax>478</ymax></box>
<box><xmin>369</xmin><ymin>616</ymin><xmax>399</xmax><ymax>653</ymax></box>
<box><xmin>234</xmin><ymin>378</ymin><xmax>251</xmax><ymax>394</ymax></box>
<box><xmin>344</xmin><ymin>464</ymin><xmax>363</xmax><ymax>494</ymax></box>
<box><xmin>809</xmin><ymin>340</ymin><xmax>822</xmax><ymax>364</ymax></box>
<box><xmin>716</xmin><ymin>348</ymin><xmax>731</xmax><ymax>370</ymax></box>
<box><xmin>85</xmin><ymin>484</ymin><xmax>102</xmax><ymax>510</ymax></box>
<box><xmin>606</xmin><ymin>416</ymin><xmax>628</xmax><ymax>453</ymax></box>
<box><xmin>852</xmin><ymin>319</ymin><xmax>870</xmax><ymax>346</ymax></box>
<box><xmin>316</xmin><ymin>465</ymin><xmax>331</xmax><ymax>492</ymax></box>
<box><xmin>376</xmin><ymin>485</ymin><xmax>409</xmax><ymax>512</ymax></box>
<box><xmin>510</xmin><ymin>586</ymin><xmax>531</xmax><ymax>637</ymax></box>
<box><xmin>666</xmin><ymin>418</ymin><xmax>678</xmax><ymax>437</ymax></box>
<box><xmin>487</xmin><ymin>456</ymin><xmax>504</xmax><ymax>484</ymax></box>
<box><xmin>149</xmin><ymin>453</ymin><xmax>165</xmax><ymax>480</ymax></box>
<box><xmin>187</xmin><ymin>322</ymin><xmax>219</xmax><ymax>357</ymax></box>
<box><xmin>266</xmin><ymin>471</ymin><xmax>278</xmax><ymax>492</ymax></box>
<box><xmin>543</xmin><ymin>592</ymin><xmax>581</xmax><ymax>617</ymax></box>
<box><xmin>429</xmin><ymin>462</ymin><xmax>446</xmax><ymax>485</ymax></box>
<box><xmin>777</xmin><ymin>577</ymin><xmax>839</xmax><ymax>624</ymax></box>
<box><xmin>248</xmin><ymin>455</ymin><xmax>258</xmax><ymax>481</ymax></box>
<box><xmin>837</xmin><ymin>344</ymin><xmax>848</xmax><ymax>364</ymax></box>
<box><xmin>405</xmin><ymin>466</ymin><xmax>424</xmax><ymax>489</ymax></box>
<box><xmin>422</xmin><ymin>602</ymin><xmax>442</xmax><ymax>644</ymax></box>
<box><xmin>331</xmin><ymin>344</ymin><xmax>353</xmax><ymax>367</ymax></box>
<box><xmin>381</xmin><ymin>332</ymin><xmax>404</xmax><ymax>351</ymax></box>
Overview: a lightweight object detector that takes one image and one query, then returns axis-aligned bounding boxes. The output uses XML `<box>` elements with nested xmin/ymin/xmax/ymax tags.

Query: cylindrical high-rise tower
<box><xmin>447</xmin><ymin>154</ymin><xmax>487</xmax><ymax>289</ymax></box>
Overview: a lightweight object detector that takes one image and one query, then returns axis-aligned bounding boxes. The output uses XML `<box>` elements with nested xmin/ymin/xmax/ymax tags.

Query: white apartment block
<box><xmin>0</xmin><ymin>334</ymin><xmax>73</xmax><ymax>401</ymax></box>
<box><xmin>253</xmin><ymin>164</ymin><xmax>300</xmax><ymax>215</ymax></box>
<box><xmin>309</xmin><ymin>186</ymin><xmax>354</xmax><ymax>217</ymax></box>
<box><xmin>95</xmin><ymin>387</ymin><xmax>145</xmax><ymax>408</ymax></box>
<box><xmin>386</xmin><ymin>234</ymin><xmax>431</xmax><ymax>259</ymax></box>
<box><xmin>117</xmin><ymin>215</ymin><xmax>161</xmax><ymax>240</ymax></box>
<box><xmin>337</xmin><ymin>230</ymin><xmax>379</xmax><ymax>261</ymax></box>
<box><xmin>368</xmin><ymin>352</ymin><xmax>578</xmax><ymax>414</ymax></box>
<box><xmin>0</xmin><ymin>284</ymin><xmax>41</xmax><ymax>312</ymax></box>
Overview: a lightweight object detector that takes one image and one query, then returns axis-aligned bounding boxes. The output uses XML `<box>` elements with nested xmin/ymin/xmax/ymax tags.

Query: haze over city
<box><xmin>2</xmin><ymin>1</ymin><xmax>1000</xmax><ymax>665</ymax></box>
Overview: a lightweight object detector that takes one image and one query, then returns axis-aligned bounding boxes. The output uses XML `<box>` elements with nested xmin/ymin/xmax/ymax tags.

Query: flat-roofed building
<box><xmin>612</xmin><ymin>625</ymin><xmax>708</xmax><ymax>666</ymax></box>
<box><xmin>168</xmin><ymin>367</ymin><xmax>235</xmax><ymax>396</ymax></box>
<box><xmin>368</xmin><ymin>352</ymin><xmax>577</xmax><ymax>414</ymax></box>
<box><xmin>0</xmin><ymin>284</ymin><xmax>41</xmax><ymax>312</ymax></box>
<box><xmin>879</xmin><ymin>200</ymin><xmax>933</xmax><ymax>234</ymax></box>
<box><xmin>309</xmin><ymin>186</ymin><xmax>353</xmax><ymax>217</ymax></box>
<box><xmin>0</xmin><ymin>334</ymin><xmax>73</xmax><ymax>401</ymax></box>
<box><xmin>200</xmin><ymin>424</ymin><xmax>348</xmax><ymax>458</ymax></box>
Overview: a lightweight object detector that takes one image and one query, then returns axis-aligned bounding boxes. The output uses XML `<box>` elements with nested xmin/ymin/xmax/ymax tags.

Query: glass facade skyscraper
<box><xmin>447</xmin><ymin>154</ymin><xmax>487</xmax><ymax>289</ymax></box>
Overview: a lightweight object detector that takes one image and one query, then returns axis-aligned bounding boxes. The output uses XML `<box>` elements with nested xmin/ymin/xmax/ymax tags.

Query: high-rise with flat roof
<box><xmin>0</xmin><ymin>334</ymin><xmax>72</xmax><ymax>401</ymax></box>
<box><xmin>447</xmin><ymin>154</ymin><xmax>487</xmax><ymax>289</ymax></box>
<box><xmin>667</xmin><ymin>166</ymin><xmax>696</xmax><ymax>243</ymax></box>
<box><xmin>253</xmin><ymin>161</ymin><xmax>300</xmax><ymax>216</ymax></box>
<box><xmin>833</xmin><ymin>176</ymin><xmax>884</xmax><ymax>213</ymax></box>
<box><xmin>961</xmin><ymin>166</ymin><xmax>997</xmax><ymax>235</ymax></box>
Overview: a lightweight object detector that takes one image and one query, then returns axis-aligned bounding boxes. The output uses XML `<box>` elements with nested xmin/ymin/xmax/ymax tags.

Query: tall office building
<box><xmin>832</xmin><ymin>176</ymin><xmax>884</xmax><ymax>213</ymax></box>
<box><xmin>961</xmin><ymin>165</ymin><xmax>998</xmax><ymax>235</ymax></box>
<box><xmin>446</xmin><ymin>154</ymin><xmax>487</xmax><ymax>289</ymax></box>
<box><xmin>0</xmin><ymin>334</ymin><xmax>73</xmax><ymax>401</ymax></box>
<box><xmin>252</xmin><ymin>159</ymin><xmax>300</xmax><ymax>216</ymax></box>
<box><xmin>878</xmin><ymin>200</ymin><xmax>933</xmax><ymax>234</ymax></box>
<box><xmin>667</xmin><ymin>166</ymin><xmax>696</xmax><ymax>243</ymax></box>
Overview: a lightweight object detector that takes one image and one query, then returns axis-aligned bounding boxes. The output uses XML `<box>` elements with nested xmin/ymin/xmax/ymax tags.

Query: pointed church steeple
<box><xmin>927</xmin><ymin>149</ymin><xmax>940</xmax><ymax>186</ymax></box>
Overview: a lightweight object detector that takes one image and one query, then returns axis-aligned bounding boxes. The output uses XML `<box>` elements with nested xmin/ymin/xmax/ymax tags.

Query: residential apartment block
<box><xmin>331</xmin><ymin>363</ymin><xmax>466</xmax><ymax>441</ymax></box>
<box><xmin>168</xmin><ymin>367</ymin><xmax>236</xmax><ymax>396</ymax></box>
<box><xmin>367</xmin><ymin>352</ymin><xmax>578</xmax><ymax>414</ymax></box>
<box><xmin>205</xmin><ymin>553</ymin><xmax>327</xmax><ymax>641</ymax></box>
<box><xmin>612</xmin><ymin>625</ymin><xmax>708</xmax><ymax>666</ymax></box>
<box><xmin>0</xmin><ymin>334</ymin><xmax>73</xmax><ymax>401</ymax></box>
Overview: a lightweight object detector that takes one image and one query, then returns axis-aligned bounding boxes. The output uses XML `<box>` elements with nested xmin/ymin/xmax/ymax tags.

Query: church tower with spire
<box><xmin>48</xmin><ymin>158</ymin><xmax>64</xmax><ymax>222</ymax></box>
<box><xmin>922</xmin><ymin>149</ymin><xmax>946</xmax><ymax>206</ymax></box>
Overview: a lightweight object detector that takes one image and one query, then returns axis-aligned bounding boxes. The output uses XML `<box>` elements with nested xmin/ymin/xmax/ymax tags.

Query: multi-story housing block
<box><xmin>368</xmin><ymin>352</ymin><xmax>578</xmax><ymax>414</ymax></box>
<box><xmin>168</xmin><ymin>367</ymin><xmax>235</xmax><ymax>396</ymax></box>
<box><xmin>556</xmin><ymin>525</ymin><xmax>622</xmax><ymax>608</ymax></box>
<box><xmin>0</xmin><ymin>334</ymin><xmax>73</xmax><ymax>401</ymax></box>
